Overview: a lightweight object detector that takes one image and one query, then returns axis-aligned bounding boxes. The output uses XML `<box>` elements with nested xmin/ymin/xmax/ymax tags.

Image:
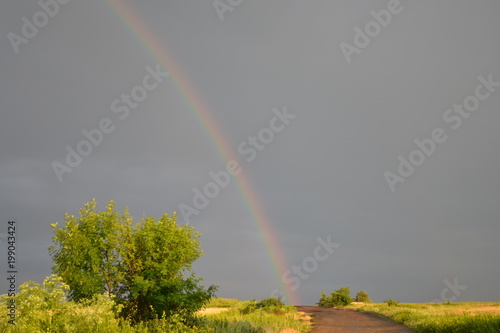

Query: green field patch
<box><xmin>356</xmin><ymin>302</ymin><xmax>500</xmax><ymax>333</ymax></box>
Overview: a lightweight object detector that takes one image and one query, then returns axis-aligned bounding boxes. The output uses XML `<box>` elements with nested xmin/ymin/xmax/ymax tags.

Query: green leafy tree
<box><xmin>49</xmin><ymin>200</ymin><xmax>126</xmax><ymax>301</ymax></box>
<box><xmin>330</xmin><ymin>286</ymin><xmax>353</xmax><ymax>306</ymax></box>
<box><xmin>49</xmin><ymin>199</ymin><xmax>217</xmax><ymax>322</ymax></box>
<box><xmin>355</xmin><ymin>290</ymin><xmax>372</xmax><ymax>303</ymax></box>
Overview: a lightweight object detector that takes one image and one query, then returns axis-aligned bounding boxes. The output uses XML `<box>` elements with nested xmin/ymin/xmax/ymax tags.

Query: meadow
<box><xmin>200</xmin><ymin>297</ymin><xmax>312</xmax><ymax>333</ymax></box>
<box><xmin>0</xmin><ymin>288</ymin><xmax>311</xmax><ymax>333</ymax></box>
<box><xmin>2</xmin><ymin>275</ymin><xmax>499</xmax><ymax>333</ymax></box>
<box><xmin>349</xmin><ymin>301</ymin><xmax>500</xmax><ymax>332</ymax></box>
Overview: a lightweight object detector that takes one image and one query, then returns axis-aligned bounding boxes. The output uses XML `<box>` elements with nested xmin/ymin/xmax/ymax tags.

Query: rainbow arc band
<box><xmin>103</xmin><ymin>1</ymin><xmax>300</xmax><ymax>304</ymax></box>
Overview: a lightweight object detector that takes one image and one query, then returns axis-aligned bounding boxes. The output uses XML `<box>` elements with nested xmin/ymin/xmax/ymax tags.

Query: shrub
<box><xmin>384</xmin><ymin>297</ymin><xmax>400</xmax><ymax>306</ymax></box>
<box><xmin>256</xmin><ymin>297</ymin><xmax>284</xmax><ymax>308</ymax></box>
<box><xmin>239</xmin><ymin>297</ymin><xmax>288</xmax><ymax>315</ymax></box>
<box><xmin>355</xmin><ymin>290</ymin><xmax>372</xmax><ymax>303</ymax></box>
<box><xmin>240</xmin><ymin>300</ymin><xmax>259</xmax><ymax>315</ymax></box>
<box><xmin>318</xmin><ymin>292</ymin><xmax>332</xmax><ymax>307</ymax></box>
<box><xmin>317</xmin><ymin>287</ymin><xmax>353</xmax><ymax>307</ymax></box>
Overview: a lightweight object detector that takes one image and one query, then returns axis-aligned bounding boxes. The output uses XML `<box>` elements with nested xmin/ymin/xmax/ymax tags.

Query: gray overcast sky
<box><xmin>1</xmin><ymin>0</ymin><xmax>499</xmax><ymax>305</ymax></box>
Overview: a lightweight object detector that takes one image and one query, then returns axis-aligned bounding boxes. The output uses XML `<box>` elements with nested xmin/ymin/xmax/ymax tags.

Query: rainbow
<box><xmin>103</xmin><ymin>1</ymin><xmax>300</xmax><ymax>305</ymax></box>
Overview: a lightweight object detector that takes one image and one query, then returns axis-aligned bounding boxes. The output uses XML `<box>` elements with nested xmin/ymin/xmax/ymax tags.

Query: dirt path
<box><xmin>295</xmin><ymin>306</ymin><xmax>413</xmax><ymax>333</ymax></box>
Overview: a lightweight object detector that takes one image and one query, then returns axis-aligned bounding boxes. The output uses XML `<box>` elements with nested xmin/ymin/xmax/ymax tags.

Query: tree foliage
<box><xmin>49</xmin><ymin>200</ymin><xmax>126</xmax><ymax>301</ymax></box>
<box><xmin>355</xmin><ymin>290</ymin><xmax>372</xmax><ymax>303</ymax></box>
<box><xmin>49</xmin><ymin>199</ymin><xmax>217</xmax><ymax>322</ymax></box>
<box><xmin>317</xmin><ymin>286</ymin><xmax>353</xmax><ymax>307</ymax></box>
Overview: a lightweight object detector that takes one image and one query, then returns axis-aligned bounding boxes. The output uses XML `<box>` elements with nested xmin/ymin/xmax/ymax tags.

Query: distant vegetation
<box><xmin>317</xmin><ymin>286</ymin><xmax>366</xmax><ymax>307</ymax></box>
<box><xmin>353</xmin><ymin>301</ymin><xmax>500</xmax><ymax>332</ymax></box>
<box><xmin>318</xmin><ymin>288</ymin><xmax>500</xmax><ymax>331</ymax></box>
<box><xmin>384</xmin><ymin>297</ymin><xmax>400</xmax><ymax>306</ymax></box>
<box><xmin>355</xmin><ymin>290</ymin><xmax>372</xmax><ymax>303</ymax></box>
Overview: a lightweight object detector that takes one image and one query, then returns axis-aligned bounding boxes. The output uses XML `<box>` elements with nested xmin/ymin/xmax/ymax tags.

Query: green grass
<box><xmin>351</xmin><ymin>302</ymin><xmax>500</xmax><ymax>333</ymax></box>
<box><xmin>204</xmin><ymin>297</ymin><xmax>242</xmax><ymax>308</ymax></box>
<box><xmin>203</xmin><ymin>299</ymin><xmax>311</xmax><ymax>333</ymax></box>
<box><xmin>0</xmin><ymin>294</ymin><xmax>310</xmax><ymax>333</ymax></box>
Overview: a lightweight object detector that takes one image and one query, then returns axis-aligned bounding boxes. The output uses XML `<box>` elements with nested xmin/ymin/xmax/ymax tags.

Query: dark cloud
<box><xmin>1</xmin><ymin>0</ymin><xmax>499</xmax><ymax>305</ymax></box>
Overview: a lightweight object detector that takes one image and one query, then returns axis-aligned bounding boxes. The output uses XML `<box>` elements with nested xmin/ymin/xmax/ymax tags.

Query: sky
<box><xmin>1</xmin><ymin>0</ymin><xmax>499</xmax><ymax>306</ymax></box>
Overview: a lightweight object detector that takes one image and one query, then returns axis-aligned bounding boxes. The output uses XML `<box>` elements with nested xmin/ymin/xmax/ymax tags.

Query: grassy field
<box><xmin>348</xmin><ymin>301</ymin><xmax>500</xmax><ymax>332</ymax></box>
<box><xmin>200</xmin><ymin>298</ymin><xmax>312</xmax><ymax>333</ymax></box>
<box><xmin>0</xmin><ymin>288</ymin><xmax>310</xmax><ymax>333</ymax></box>
<box><xmin>204</xmin><ymin>297</ymin><xmax>242</xmax><ymax>308</ymax></box>
<box><xmin>5</xmin><ymin>287</ymin><xmax>499</xmax><ymax>333</ymax></box>
<box><xmin>0</xmin><ymin>295</ymin><xmax>311</xmax><ymax>333</ymax></box>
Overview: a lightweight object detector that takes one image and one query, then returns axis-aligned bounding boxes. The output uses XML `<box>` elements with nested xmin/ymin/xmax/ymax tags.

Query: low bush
<box><xmin>239</xmin><ymin>297</ymin><xmax>290</xmax><ymax>315</ymax></box>
<box><xmin>317</xmin><ymin>287</ymin><xmax>353</xmax><ymax>307</ymax></box>
<box><xmin>384</xmin><ymin>297</ymin><xmax>400</xmax><ymax>306</ymax></box>
<box><xmin>355</xmin><ymin>290</ymin><xmax>372</xmax><ymax>303</ymax></box>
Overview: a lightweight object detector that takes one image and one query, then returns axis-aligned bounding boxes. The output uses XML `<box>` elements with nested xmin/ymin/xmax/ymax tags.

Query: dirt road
<box><xmin>295</xmin><ymin>306</ymin><xmax>413</xmax><ymax>333</ymax></box>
